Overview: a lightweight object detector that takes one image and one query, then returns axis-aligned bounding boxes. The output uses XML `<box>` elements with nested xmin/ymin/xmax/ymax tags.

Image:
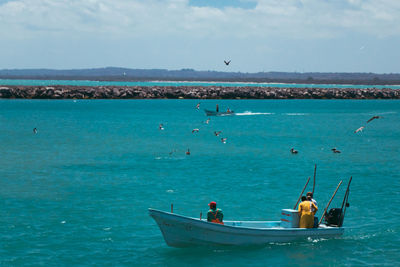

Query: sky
<box><xmin>0</xmin><ymin>0</ymin><xmax>399</xmax><ymax>73</ymax></box>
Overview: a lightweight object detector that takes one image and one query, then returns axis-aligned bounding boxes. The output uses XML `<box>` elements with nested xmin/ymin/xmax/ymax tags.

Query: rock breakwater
<box><xmin>0</xmin><ymin>85</ymin><xmax>399</xmax><ymax>99</ymax></box>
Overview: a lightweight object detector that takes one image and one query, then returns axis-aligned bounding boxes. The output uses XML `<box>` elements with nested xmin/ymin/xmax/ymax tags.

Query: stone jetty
<box><xmin>0</xmin><ymin>85</ymin><xmax>399</xmax><ymax>99</ymax></box>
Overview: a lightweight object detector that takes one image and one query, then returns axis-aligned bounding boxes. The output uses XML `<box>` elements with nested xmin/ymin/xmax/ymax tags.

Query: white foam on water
<box><xmin>284</xmin><ymin>113</ymin><xmax>309</xmax><ymax>116</ymax></box>
<box><xmin>374</xmin><ymin>111</ymin><xmax>397</xmax><ymax>115</ymax></box>
<box><xmin>235</xmin><ymin>111</ymin><xmax>274</xmax><ymax>116</ymax></box>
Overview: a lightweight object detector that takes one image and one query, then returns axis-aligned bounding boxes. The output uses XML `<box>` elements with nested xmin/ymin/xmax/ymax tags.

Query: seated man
<box><xmin>207</xmin><ymin>201</ymin><xmax>224</xmax><ymax>224</ymax></box>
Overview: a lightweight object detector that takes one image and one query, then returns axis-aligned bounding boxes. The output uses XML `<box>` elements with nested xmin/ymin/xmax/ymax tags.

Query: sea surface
<box><xmin>1</xmin><ymin>79</ymin><xmax>400</xmax><ymax>89</ymax></box>
<box><xmin>0</xmin><ymin>99</ymin><xmax>399</xmax><ymax>266</ymax></box>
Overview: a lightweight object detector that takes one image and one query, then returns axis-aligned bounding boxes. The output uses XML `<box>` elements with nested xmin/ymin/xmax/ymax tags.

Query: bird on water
<box><xmin>367</xmin><ymin>116</ymin><xmax>382</xmax><ymax>123</ymax></box>
<box><xmin>354</xmin><ymin>126</ymin><xmax>364</xmax><ymax>133</ymax></box>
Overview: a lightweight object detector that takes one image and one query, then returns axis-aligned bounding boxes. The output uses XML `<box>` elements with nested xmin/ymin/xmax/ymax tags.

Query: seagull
<box><xmin>192</xmin><ymin>128</ymin><xmax>199</xmax><ymax>133</ymax></box>
<box><xmin>159</xmin><ymin>124</ymin><xmax>164</xmax><ymax>130</ymax></box>
<box><xmin>367</xmin><ymin>116</ymin><xmax>382</xmax><ymax>123</ymax></box>
<box><xmin>331</xmin><ymin>148</ymin><xmax>341</xmax><ymax>153</ymax></box>
<box><xmin>224</xmin><ymin>60</ymin><xmax>231</xmax><ymax>66</ymax></box>
<box><xmin>196</xmin><ymin>103</ymin><xmax>200</xmax><ymax>110</ymax></box>
<box><xmin>214</xmin><ymin>131</ymin><xmax>222</xmax><ymax>136</ymax></box>
<box><xmin>290</xmin><ymin>148</ymin><xmax>298</xmax><ymax>154</ymax></box>
<box><xmin>354</xmin><ymin>126</ymin><xmax>364</xmax><ymax>133</ymax></box>
<box><xmin>221</xmin><ymin>138</ymin><xmax>227</xmax><ymax>144</ymax></box>
<box><xmin>205</xmin><ymin>118</ymin><xmax>210</xmax><ymax>124</ymax></box>
<box><xmin>33</xmin><ymin>128</ymin><xmax>37</xmax><ymax>134</ymax></box>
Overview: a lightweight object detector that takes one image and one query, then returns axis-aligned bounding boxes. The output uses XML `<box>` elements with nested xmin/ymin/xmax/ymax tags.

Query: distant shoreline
<box><xmin>1</xmin><ymin>66</ymin><xmax>400</xmax><ymax>85</ymax></box>
<box><xmin>1</xmin><ymin>77</ymin><xmax>400</xmax><ymax>86</ymax></box>
<box><xmin>1</xmin><ymin>78</ymin><xmax>400</xmax><ymax>88</ymax></box>
<box><xmin>1</xmin><ymin>85</ymin><xmax>399</xmax><ymax>99</ymax></box>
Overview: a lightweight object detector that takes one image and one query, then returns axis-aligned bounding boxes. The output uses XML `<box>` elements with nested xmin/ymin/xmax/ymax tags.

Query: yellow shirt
<box><xmin>298</xmin><ymin>200</ymin><xmax>318</xmax><ymax>228</ymax></box>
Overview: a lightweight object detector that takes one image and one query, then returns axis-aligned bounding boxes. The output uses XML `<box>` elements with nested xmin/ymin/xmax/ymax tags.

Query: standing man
<box><xmin>298</xmin><ymin>196</ymin><xmax>318</xmax><ymax>228</ymax></box>
<box><xmin>307</xmin><ymin>192</ymin><xmax>318</xmax><ymax>227</ymax></box>
<box><xmin>207</xmin><ymin>201</ymin><xmax>224</xmax><ymax>224</ymax></box>
<box><xmin>306</xmin><ymin>192</ymin><xmax>318</xmax><ymax>212</ymax></box>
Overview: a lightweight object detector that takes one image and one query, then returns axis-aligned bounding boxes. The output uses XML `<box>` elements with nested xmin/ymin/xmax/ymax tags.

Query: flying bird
<box><xmin>221</xmin><ymin>138</ymin><xmax>227</xmax><ymax>144</ymax></box>
<box><xmin>367</xmin><ymin>116</ymin><xmax>382</xmax><ymax>123</ymax></box>
<box><xmin>224</xmin><ymin>60</ymin><xmax>231</xmax><ymax>66</ymax></box>
<box><xmin>214</xmin><ymin>131</ymin><xmax>222</xmax><ymax>136</ymax></box>
<box><xmin>354</xmin><ymin>126</ymin><xmax>364</xmax><ymax>133</ymax></box>
<box><xmin>192</xmin><ymin>128</ymin><xmax>199</xmax><ymax>133</ymax></box>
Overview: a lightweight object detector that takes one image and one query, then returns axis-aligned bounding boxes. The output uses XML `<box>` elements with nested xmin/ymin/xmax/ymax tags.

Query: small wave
<box><xmin>307</xmin><ymin>237</ymin><xmax>328</xmax><ymax>243</ymax></box>
<box><xmin>235</xmin><ymin>111</ymin><xmax>274</xmax><ymax>116</ymax></box>
<box><xmin>284</xmin><ymin>113</ymin><xmax>309</xmax><ymax>116</ymax></box>
<box><xmin>374</xmin><ymin>111</ymin><xmax>397</xmax><ymax>115</ymax></box>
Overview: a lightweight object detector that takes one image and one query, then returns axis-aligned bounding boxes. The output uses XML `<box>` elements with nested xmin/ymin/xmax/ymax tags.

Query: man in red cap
<box><xmin>207</xmin><ymin>201</ymin><xmax>224</xmax><ymax>224</ymax></box>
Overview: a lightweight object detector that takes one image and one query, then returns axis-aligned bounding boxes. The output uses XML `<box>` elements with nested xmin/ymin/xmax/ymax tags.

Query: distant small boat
<box><xmin>149</xmin><ymin>208</ymin><xmax>344</xmax><ymax>247</ymax></box>
<box><xmin>204</xmin><ymin>109</ymin><xmax>235</xmax><ymax>116</ymax></box>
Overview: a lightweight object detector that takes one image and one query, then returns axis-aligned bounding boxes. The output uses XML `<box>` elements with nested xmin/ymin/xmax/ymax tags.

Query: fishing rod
<box><xmin>338</xmin><ymin>176</ymin><xmax>352</xmax><ymax>227</ymax></box>
<box><xmin>293</xmin><ymin>176</ymin><xmax>310</xmax><ymax>210</ymax></box>
<box><xmin>319</xmin><ymin>180</ymin><xmax>343</xmax><ymax>225</ymax></box>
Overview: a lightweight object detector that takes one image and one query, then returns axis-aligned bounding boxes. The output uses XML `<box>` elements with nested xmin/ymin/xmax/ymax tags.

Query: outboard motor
<box><xmin>325</xmin><ymin>208</ymin><xmax>342</xmax><ymax>226</ymax></box>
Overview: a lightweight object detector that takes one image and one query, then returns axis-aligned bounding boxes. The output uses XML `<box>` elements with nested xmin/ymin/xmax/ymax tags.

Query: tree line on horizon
<box><xmin>1</xmin><ymin>67</ymin><xmax>399</xmax><ymax>85</ymax></box>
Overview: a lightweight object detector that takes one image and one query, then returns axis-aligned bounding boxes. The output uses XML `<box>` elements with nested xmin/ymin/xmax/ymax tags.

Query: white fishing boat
<box><xmin>150</xmin><ymin>175</ymin><xmax>352</xmax><ymax>247</ymax></box>
<box><xmin>149</xmin><ymin>208</ymin><xmax>344</xmax><ymax>247</ymax></box>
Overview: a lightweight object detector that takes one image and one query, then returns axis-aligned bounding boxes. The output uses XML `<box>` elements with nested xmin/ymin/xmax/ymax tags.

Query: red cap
<box><xmin>208</xmin><ymin>201</ymin><xmax>217</xmax><ymax>207</ymax></box>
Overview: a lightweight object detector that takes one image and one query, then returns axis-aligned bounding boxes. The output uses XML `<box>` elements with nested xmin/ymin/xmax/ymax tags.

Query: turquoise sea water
<box><xmin>1</xmin><ymin>79</ymin><xmax>400</xmax><ymax>89</ymax></box>
<box><xmin>1</xmin><ymin>99</ymin><xmax>399</xmax><ymax>266</ymax></box>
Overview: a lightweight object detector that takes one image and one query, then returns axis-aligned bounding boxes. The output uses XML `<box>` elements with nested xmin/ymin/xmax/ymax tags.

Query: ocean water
<box><xmin>0</xmin><ymin>99</ymin><xmax>399</xmax><ymax>266</ymax></box>
<box><xmin>1</xmin><ymin>79</ymin><xmax>400</xmax><ymax>89</ymax></box>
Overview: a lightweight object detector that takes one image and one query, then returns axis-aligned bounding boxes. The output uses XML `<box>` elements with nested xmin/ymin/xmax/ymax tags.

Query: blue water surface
<box><xmin>0</xmin><ymin>99</ymin><xmax>399</xmax><ymax>266</ymax></box>
<box><xmin>1</xmin><ymin>79</ymin><xmax>400</xmax><ymax>89</ymax></box>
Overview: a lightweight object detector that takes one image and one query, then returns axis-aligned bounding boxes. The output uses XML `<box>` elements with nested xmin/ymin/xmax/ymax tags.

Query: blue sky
<box><xmin>0</xmin><ymin>0</ymin><xmax>399</xmax><ymax>73</ymax></box>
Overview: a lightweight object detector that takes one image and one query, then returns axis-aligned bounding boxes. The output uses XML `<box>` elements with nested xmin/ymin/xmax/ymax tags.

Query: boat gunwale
<box><xmin>148</xmin><ymin>208</ymin><xmax>343</xmax><ymax>233</ymax></box>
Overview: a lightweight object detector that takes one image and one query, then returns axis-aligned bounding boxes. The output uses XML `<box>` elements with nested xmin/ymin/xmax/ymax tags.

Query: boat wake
<box><xmin>373</xmin><ymin>111</ymin><xmax>397</xmax><ymax>115</ymax></box>
<box><xmin>235</xmin><ymin>111</ymin><xmax>274</xmax><ymax>116</ymax></box>
<box><xmin>284</xmin><ymin>113</ymin><xmax>309</xmax><ymax>116</ymax></box>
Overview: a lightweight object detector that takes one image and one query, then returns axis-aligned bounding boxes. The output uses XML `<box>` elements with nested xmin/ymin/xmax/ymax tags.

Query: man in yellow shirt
<box><xmin>298</xmin><ymin>196</ymin><xmax>318</xmax><ymax>228</ymax></box>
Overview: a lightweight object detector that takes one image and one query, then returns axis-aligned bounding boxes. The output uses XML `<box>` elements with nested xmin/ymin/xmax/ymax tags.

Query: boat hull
<box><xmin>149</xmin><ymin>209</ymin><xmax>344</xmax><ymax>247</ymax></box>
<box><xmin>204</xmin><ymin>109</ymin><xmax>235</xmax><ymax>116</ymax></box>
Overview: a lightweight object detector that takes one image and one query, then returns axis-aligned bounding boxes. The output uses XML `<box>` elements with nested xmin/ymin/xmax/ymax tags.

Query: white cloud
<box><xmin>0</xmin><ymin>0</ymin><xmax>399</xmax><ymax>72</ymax></box>
<box><xmin>0</xmin><ymin>0</ymin><xmax>399</xmax><ymax>40</ymax></box>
